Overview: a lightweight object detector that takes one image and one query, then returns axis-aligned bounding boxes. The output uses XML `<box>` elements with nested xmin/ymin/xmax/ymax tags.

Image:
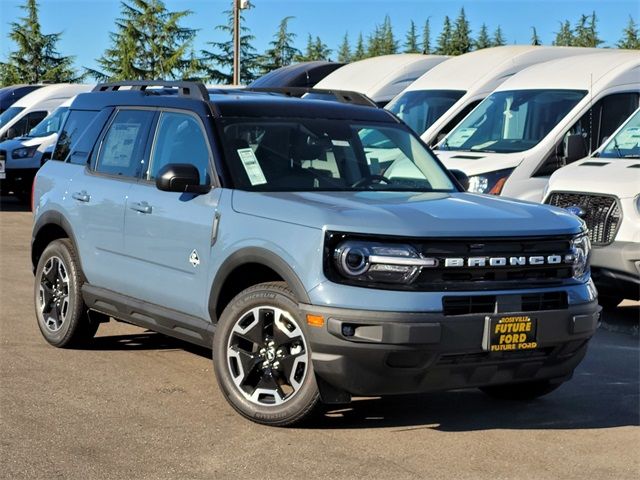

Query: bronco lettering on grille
<box><xmin>443</xmin><ymin>255</ymin><xmax>573</xmax><ymax>268</ymax></box>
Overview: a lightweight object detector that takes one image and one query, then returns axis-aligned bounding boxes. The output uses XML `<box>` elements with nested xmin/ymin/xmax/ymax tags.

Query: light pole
<box><xmin>233</xmin><ymin>0</ymin><xmax>250</xmax><ymax>85</ymax></box>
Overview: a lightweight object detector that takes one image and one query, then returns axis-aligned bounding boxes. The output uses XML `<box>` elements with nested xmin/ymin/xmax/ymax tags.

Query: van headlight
<box><xmin>333</xmin><ymin>240</ymin><xmax>437</xmax><ymax>285</ymax></box>
<box><xmin>468</xmin><ymin>168</ymin><xmax>514</xmax><ymax>194</ymax></box>
<box><xmin>569</xmin><ymin>233</ymin><xmax>591</xmax><ymax>280</ymax></box>
<box><xmin>12</xmin><ymin>145</ymin><xmax>39</xmax><ymax>159</ymax></box>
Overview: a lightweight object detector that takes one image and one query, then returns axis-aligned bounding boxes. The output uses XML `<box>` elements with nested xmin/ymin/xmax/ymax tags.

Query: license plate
<box><xmin>0</xmin><ymin>159</ymin><xmax>5</xmax><ymax>179</ymax></box>
<box><xmin>483</xmin><ymin>315</ymin><xmax>538</xmax><ymax>352</ymax></box>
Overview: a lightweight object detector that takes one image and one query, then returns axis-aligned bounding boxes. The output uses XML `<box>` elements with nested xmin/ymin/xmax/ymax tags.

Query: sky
<box><xmin>0</xmin><ymin>0</ymin><xmax>638</xmax><ymax>74</ymax></box>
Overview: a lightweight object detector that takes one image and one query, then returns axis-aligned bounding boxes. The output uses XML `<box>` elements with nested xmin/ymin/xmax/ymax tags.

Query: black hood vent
<box><xmin>627</xmin><ymin>163</ymin><xmax>640</xmax><ymax>168</ymax></box>
<box><xmin>450</xmin><ymin>154</ymin><xmax>484</xmax><ymax>160</ymax></box>
<box><xmin>580</xmin><ymin>161</ymin><xmax>609</xmax><ymax>167</ymax></box>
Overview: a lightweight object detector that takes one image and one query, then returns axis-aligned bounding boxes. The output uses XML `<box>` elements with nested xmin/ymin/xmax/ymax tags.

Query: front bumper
<box><xmin>591</xmin><ymin>242</ymin><xmax>640</xmax><ymax>300</ymax></box>
<box><xmin>301</xmin><ymin>299</ymin><xmax>600</xmax><ymax>396</ymax></box>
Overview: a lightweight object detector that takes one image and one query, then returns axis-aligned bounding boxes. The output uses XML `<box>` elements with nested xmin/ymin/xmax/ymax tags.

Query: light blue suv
<box><xmin>32</xmin><ymin>81</ymin><xmax>601</xmax><ymax>426</ymax></box>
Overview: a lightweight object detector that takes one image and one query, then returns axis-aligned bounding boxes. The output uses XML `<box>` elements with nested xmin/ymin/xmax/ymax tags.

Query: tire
<box><xmin>34</xmin><ymin>238</ymin><xmax>99</xmax><ymax>348</ymax></box>
<box><xmin>213</xmin><ymin>282</ymin><xmax>321</xmax><ymax>426</ymax></box>
<box><xmin>480</xmin><ymin>379</ymin><xmax>563</xmax><ymax>401</ymax></box>
<box><xmin>598</xmin><ymin>295</ymin><xmax>624</xmax><ymax>310</ymax></box>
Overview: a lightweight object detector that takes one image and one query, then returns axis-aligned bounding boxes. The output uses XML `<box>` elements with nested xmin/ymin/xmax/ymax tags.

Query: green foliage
<box><xmin>1</xmin><ymin>0</ymin><xmax>78</xmax><ymax>86</ymax></box>
<box><xmin>422</xmin><ymin>19</ymin><xmax>431</xmax><ymax>54</ymax></box>
<box><xmin>450</xmin><ymin>7</ymin><xmax>472</xmax><ymax>55</ymax></box>
<box><xmin>91</xmin><ymin>0</ymin><xmax>197</xmax><ymax>81</ymax></box>
<box><xmin>553</xmin><ymin>20</ymin><xmax>574</xmax><ymax>46</ymax></box>
<box><xmin>435</xmin><ymin>16</ymin><xmax>453</xmax><ymax>54</ymax></box>
<box><xmin>367</xmin><ymin>15</ymin><xmax>398</xmax><ymax>56</ymax></box>
<box><xmin>258</xmin><ymin>16</ymin><xmax>300</xmax><ymax>74</ymax></box>
<box><xmin>404</xmin><ymin>20</ymin><xmax>420</xmax><ymax>53</ymax></box>
<box><xmin>492</xmin><ymin>26</ymin><xmax>506</xmax><ymax>46</ymax></box>
<box><xmin>353</xmin><ymin>33</ymin><xmax>366</xmax><ymax>61</ymax></box>
<box><xmin>531</xmin><ymin>27</ymin><xmax>541</xmax><ymax>46</ymax></box>
<box><xmin>474</xmin><ymin>23</ymin><xmax>491</xmax><ymax>50</ymax></box>
<box><xmin>617</xmin><ymin>15</ymin><xmax>640</xmax><ymax>49</ymax></box>
<box><xmin>573</xmin><ymin>12</ymin><xmax>603</xmax><ymax>47</ymax></box>
<box><xmin>337</xmin><ymin>33</ymin><xmax>352</xmax><ymax>63</ymax></box>
<box><xmin>297</xmin><ymin>34</ymin><xmax>332</xmax><ymax>61</ymax></box>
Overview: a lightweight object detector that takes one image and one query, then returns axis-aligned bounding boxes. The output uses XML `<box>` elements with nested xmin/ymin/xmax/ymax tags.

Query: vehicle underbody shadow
<box><xmin>0</xmin><ymin>195</ymin><xmax>30</xmax><ymax>212</ymax></box>
<box><xmin>88</xmin><ymin>330</ymin><xmax>211</xmax><ymax>359</ymax></box>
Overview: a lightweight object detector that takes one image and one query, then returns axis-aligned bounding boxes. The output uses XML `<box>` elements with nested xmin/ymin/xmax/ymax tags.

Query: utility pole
<box><xmin>233</xmin><ymin>0</ymin><xmax>250</xmax><ymax>85</ymax></box>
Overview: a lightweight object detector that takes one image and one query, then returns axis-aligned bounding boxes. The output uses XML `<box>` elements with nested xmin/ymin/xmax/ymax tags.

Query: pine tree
<box><xmin>574</xmin><ymin>12</ymin><xmax>603</xmax><ymax>47</ymax></box>
<box><xmin>422</xmin><ymin>19</ymin><xmax>431</xmax><ymax>54</ymax></box>
<box><xmin>531</xmin><ymin>27</ymin><xmax>541</xmax><ymax>45</ymax></box>
<box><xmin>404</xmin><ymin>20</ymin><xmax>420</xmax><ymax>53</ymax></box>
<box><xmin>258</xmin><ymin>16</ymin><xmax>300</xmax><ymax>74</ymax></box>
<box><xmin>200</xmin><ymin>3</ymin><xmax>258</xmax><ymax>84</ymax></box>
<box><xmin>553</xmin><ymin>20</ymin><xmax>574</xmax><ymax>46</ymax></box>
<box><xmin>353</xmin><ymin>33</ymin><xmax>366</xmax><ymax>60</ymax></box>
<box><xmin>451</xmin><ymin>7</ymin><xmax>472</xmax><ymax>55</ymax></box>
<box><xmin>367</xmin><ymin>24</ymin><xmax>384</xmax><ymax>57</ymax></box>
<box><xmin>617</xmin><ymin>15</ymin><xmax>640</xmax><ymax>49</ymax></box>
<box><xmin>492</xmin><ymin>26</ymin><xmax>506</xmax><ymax>46</ymax></box>
<box><xmin>91</xmin><ymin>0</ymin><xmax>197</xmax><ymax>81</ymax></box>
<box><xmin>297</xmin><ymin>35</ymin><xmax>331</xmax><ymax>61</ymax></box>
<box><xmin>337</xmin><ymin>33</ymin><xmax>352</xmax><ymax>63</ymax></box>
<box><xmin>1</xmin><ymin>0</ymin><xmax>78</xmax><ymax>85</ymax></box>
<box><xmin>382</xmin><ymin>15</ymin><xmax>399</xmax><ymax>54</ymax></box>
<box><xmin>474</xmin><ymin>23</ymin><xmax>491</xmax><ymax>50</ymax></box>
<box><xmin>435</xmin><ymin>16</ymin><xmax>453</xmax><ymax>55</ymax></box>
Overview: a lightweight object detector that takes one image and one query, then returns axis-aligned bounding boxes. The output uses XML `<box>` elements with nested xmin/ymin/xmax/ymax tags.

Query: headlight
<box><xmin>468</xmin><ymin>168</ymin><xmax>514</xmax><ymax>194</ymax></box>
<box><xmin>333</xmin><ymin>240</ymin><xmax>437</xmax><ymax>285</ymax></box>
<box><xmin>12</xmin><ymin>146</ymin><xmax>39</xmax><ymax>159</ymax></box>
<box><xmin>568</xmin><ymin>233</ymin><xmax>591</xmax><ymax>281</ymax></box>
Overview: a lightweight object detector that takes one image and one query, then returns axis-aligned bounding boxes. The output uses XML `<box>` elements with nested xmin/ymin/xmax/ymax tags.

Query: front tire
<box><xmin>34</xmin><ymin>239</ymin><xmax>99</xmax><ymax>348</ymax></box>
<box><xmin>213</xmin><ymin>282</ymin><xmax>321</xmax><ymax>426</ymax></box>
<box><xmin>480</xmin><ymin>379</ymin><xmax>563</xmax><ymax>401</ymax></box>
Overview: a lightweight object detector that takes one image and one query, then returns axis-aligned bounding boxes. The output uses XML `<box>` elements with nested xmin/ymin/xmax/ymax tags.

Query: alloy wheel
<box><xmin>38</xmin><ymin>256</ymin><xmax>70</xmax><ymax>332</ymax></box>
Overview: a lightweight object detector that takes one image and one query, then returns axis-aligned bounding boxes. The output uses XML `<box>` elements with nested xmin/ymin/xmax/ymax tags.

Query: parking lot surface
<box><xmin>1</xmin><ymin>197</ymin><xmax>639</xmax><ymax>480</ymax></box>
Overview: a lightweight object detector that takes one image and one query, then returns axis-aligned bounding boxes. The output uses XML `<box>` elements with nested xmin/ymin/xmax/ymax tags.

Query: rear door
<box><xmin>122</xmin><ymin>109</ymin><xmax>220</xmax><ymax>319</ymax></box>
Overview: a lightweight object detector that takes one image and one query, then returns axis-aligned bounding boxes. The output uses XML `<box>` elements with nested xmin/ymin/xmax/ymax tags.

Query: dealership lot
<box><xmin>1</xmin><ymin>197</ymin><xmax>638</xmax><ymax>480</ymax></box>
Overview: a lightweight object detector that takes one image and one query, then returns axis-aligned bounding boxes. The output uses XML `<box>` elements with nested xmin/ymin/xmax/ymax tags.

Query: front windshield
<box><xmin>219</xmin><ymin>118</ymin><xmax>457</xmax><ymax>192</ymax></box>
<box><xmin>599</xmin><ymin>110</ymin><xmax>640</xmax><ymax>159</ymax></box>
<box><xmin>27</xmin><ymin>107</ymin><xmax>69</xmax><ymax>138</ymax></box>
<box><xmin>440</xmin><ymin>89</ymin><xmax>586</xmax><ymax>153</ymax></box>
<box><xmin>0</xmin><ymin>106</ymin><xmax>24</xmax><ymax>129</ymax></box>
<box><xmin>386</xmin><ymin>90</ymin><xmax>465</xmax><ymax>135</ymax></box>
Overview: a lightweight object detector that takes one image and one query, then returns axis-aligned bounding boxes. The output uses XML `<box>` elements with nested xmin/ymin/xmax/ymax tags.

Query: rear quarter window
<box><xmin>52</xmin><ymin>110</ymin><xmax>99</xmax><ymax>163</ymax></box>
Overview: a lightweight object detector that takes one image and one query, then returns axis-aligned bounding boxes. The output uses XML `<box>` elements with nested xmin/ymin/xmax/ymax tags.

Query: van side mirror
<box><xmin>563</xmin><ymin>134</ymin><xmax>587</xmax><ymax>163</ymax></box>
<box><xmin>156</xmin><ymin>163</ymin><xmax>211</xmax><ymax>194</ymax></box>
<box><xmin>449</xmin><ymin>169</ymin><xmax>470</xmax><ymax>191</ymax></box>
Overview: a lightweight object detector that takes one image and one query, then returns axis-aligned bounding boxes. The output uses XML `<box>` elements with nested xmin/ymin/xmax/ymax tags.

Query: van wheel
<box><xmin>213</xmin><ymin>282</ymin><xmax>321</xmax><ymax>426</ymax></box>
<box><xmin>34</xmin><ymin>239</ymin><xmax>99</xmax><ymax>347</ymax></box>
<box><xmin>480</xmin><ymin>379</ymin><xmax>563</xmax><ymax>401</ymax></box>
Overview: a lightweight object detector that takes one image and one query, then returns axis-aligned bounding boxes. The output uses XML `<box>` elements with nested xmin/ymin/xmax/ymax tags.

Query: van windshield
<box><xmin>599</xmin><ymin>110</ymin><xmax>640</xmax><ymax>159</ymax></box>
<box><xmin>219</xmin><ymin>118</ymin><xmax>457</xmax><ymax>192</ymax></box>
<box><xmin>27</xmin><ymin>107</ymin><xmax>69</xmax><ymax>138</ymax></box>
<box><xmin>0</xmin><ymin>106</ymin><xmax>24</xmax><ymax>129</ymax></box>
<box><xmin>386</xmin><ymin>90</ymin><xmax>465</xmax><ymax>135</ymax></box>
<box><xmin>439</xmin><ymin>89</ymin><xmax>586</xmax><ymax>153</ymax></box>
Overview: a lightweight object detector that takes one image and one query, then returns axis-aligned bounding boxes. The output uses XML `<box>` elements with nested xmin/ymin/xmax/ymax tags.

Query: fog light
<box><xmin>341</xmin><ymin>324</ymin><xmax>355</xmax><ymax>337</ymax></box>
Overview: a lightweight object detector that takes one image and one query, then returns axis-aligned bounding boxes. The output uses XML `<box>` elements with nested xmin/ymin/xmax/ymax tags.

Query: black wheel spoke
<box><xmin>278</xmin><ymin>350</ymin><xmax>304</xmax><ymax>378</ymax></box>
<box><xmin>232</xmin><ymin>347</ymin><xmax>262</xmax><ymax>381</ymax></box>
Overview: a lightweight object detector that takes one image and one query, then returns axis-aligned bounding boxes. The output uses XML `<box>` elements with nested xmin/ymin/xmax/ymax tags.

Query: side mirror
<box><xmin>155</xmin><ymin>163</ymin><xmax>210</xmax><ymax>194</ymax></box>
<box><xmin>450</xmin><ymin>169</ymin><xmax>470</xmax><ymax>191</ymax></box>
<box><xmin>563</xmin><ymin>134</ymin><xmax>587</xmax><ymax>163</ymax></box>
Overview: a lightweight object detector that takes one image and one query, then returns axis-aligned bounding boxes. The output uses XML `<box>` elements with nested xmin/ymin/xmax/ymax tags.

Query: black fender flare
<box><xmin>208</xmin><ymin>247</ymin><xmax>311</xmax><ymax>321</ymax></box>
<box><xmin>31</xmin><ymin>210</ymin><xmax>81</xmax><ymax>272</ymax></box>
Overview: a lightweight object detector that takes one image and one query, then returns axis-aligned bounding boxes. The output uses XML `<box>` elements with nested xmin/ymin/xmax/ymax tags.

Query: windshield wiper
<box><xmin>612</xmin><ymin>137</ymin><xmax>623</xmax><ymax>158</ymax></box>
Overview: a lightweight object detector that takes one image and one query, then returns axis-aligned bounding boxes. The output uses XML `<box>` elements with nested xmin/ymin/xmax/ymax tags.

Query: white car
<box><xmin>544</xmin><ymin>108</ymin><xmax>640</xmax><ymax>308</ymax></box>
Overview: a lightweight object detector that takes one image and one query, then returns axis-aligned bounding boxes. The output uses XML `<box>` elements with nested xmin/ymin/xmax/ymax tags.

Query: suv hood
<box><xmin>435</xmin><ymin>150</ymin><xmax>523</xmax><ymax>176</ymax></box>
<box><xmin>232</xmin><ymin>190</ymin><xmax>583</xmax><ymax>237</ymax></box>
<box><xmin>547</xmin><ymin>158</ymin><xmax>640</xmax><ymax>199</ymax></box>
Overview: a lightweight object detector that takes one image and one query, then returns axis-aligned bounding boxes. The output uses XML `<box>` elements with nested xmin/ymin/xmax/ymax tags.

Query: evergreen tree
<box><xmin>574</xmin><ymin>12</ymin><xmax>603</xmax><ymax>47</ymax></box>
<box><xmin>422</xmin><ymin>19</ymin><xmax>431</xmax><ymax>54</ymax></box>
<box><xmin>297</xmin><ymin>35</ymin><xmax>331</xmax><ymax>61</ymax></box>
<box><xmin>474</xmin><ymin>23</ymin><xmax>491</xmax><ymax>50</ymax></box>
<box><xmin>337</xmin><ymin>33</ymin><xmax>352</xmax><ymax>63</ymax></box>
<box><xmin>382</xmin><ymin>15</ymin><xmax>398</xmax><ymax>54</ymax></box>
<box><xmin>435</xmin><ymin>16</ymin><xmax>453</xmax><ymax>55</ymax></box>
<box><xmin>367</xmin><ymin>24</ymin><xmax>385</xmax><ymax>57</ymax></box>
<box><xmin>353</xmin><ymin>32</ymin><xmax>366</xmax><ymax>60</ymax></box>
<box><xmin>1</xmin><ymin>0</ymin><xmax>78</xmax><ymax>85</ymax></box>
<box><xmin>531</xmin><ymin>27</ymin><xmax>541</xmax><ymax>45</ymax></box>
<box><xmin>492</xmin><ymin>26</ymin><xmax>506</xmax><ymax>46</ymax></box>
<box><xmin>617</xmin><ymin>15</ymin><xmax>640</xmax><ymax>49</ymax></box>
<box><xmin>91</xmin><ymin>0</ymin><xmax>197</xmax><ymax>81</ymax></box>
<box><xmin>404</xmin><ymin>20</ymin><xmax>420</xmax><ymax>53</ymax></box>
<box><xmin>553</xmin><ymin>20</ymin><xmax>574</xmax><ymax>46</ymax></box>
<box><xmin>451</xmin><ymin>7</ymin><xmax>472</xmax><ymax>55</ymax></box>
<box><xmin>200</xmin><ymin>3</ymin><xmax>258</xmax><ymax>84</ymax></box>
<box><xmin>258</xmin><ymin>16</ymin><xmax>299</xmax><ymax>74</ymax></box>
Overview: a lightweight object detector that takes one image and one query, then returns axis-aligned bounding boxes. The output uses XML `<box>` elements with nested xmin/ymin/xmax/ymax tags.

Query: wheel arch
<box><xmin>31</xmin><ymin>211</ymin><xmax>80</xmax><ymax>274</ymax></box>
<box><xmin>209</xmin><ymin>247</ymin><xmax>311</xmax><ymax>322</ymax></box>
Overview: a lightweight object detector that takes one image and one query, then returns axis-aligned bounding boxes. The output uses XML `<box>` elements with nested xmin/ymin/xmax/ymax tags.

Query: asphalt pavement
<box><xmin>1</xmin><ymin>196</ymin><xmax>638</xmax><ymax>480</ymax></box>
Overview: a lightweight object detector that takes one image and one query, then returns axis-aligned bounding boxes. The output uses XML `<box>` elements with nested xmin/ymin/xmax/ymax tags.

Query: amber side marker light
<box><xmin>306</xmin><ymin>314</ymin><xmax>325</xmax><ymax>327</ymax></box>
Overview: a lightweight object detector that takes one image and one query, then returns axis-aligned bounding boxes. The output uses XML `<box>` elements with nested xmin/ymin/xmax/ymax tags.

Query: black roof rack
<box><xmin>247</xmin><ymin>87</ymin><xmax>377</xmax><ymax>107</ymax></box>
<box><xmin>93</xmin><ymin>80</ymin><xmax>210</xmax><ymax>101</ymax></box>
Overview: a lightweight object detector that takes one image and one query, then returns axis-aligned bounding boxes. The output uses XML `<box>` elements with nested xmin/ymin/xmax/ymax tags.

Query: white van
<box><xmin>543</xmin><ymin>108</ymin><xmax>640</xmax><ymax>308</ymax></box>
<box><xmin>0</xmin><ymin>84</ymin><xmax>92</xmax><ymax>142</ymax></box>
<box><xmin>312</xmin><ymin>54</ymin><xmax>448</xmax><ymax>106</ymax></box>
<box><xmin>386</xmin><ymin>46</ymin><xmax>603</xmax><ymax>145</ymax></box>
<box><xmin>436</xmin><ymin>51</ymin><xmax>639</xmax><ymax>200</ymax></box>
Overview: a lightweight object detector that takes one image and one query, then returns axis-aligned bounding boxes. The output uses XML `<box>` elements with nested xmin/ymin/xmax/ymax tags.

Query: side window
<box><xmin>26</xmin><ymin>111</ymin><xmax>48</xmax><ymax>131</ymax></box>
<box><xmin>432</xmin><ymin>100</ymin><xmax>482</xmax><ymax>146</ymax></box>
<box><xmin>147</xmin><ymin>112</ymin><xmax>210</xmax><ymax>185</ymax></box>
<box><xmin>95</xmin><ymin>110</ymin><xmax>154</xmax><ymax>178</ymax></box>
<box><xmin>52</xmin><ymin>110</ymin><xmax>99</xmax><ymax>162</ymax></box>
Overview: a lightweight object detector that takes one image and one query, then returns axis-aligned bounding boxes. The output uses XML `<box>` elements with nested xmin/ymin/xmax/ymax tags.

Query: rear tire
<box><xmin>480</xmin><ymin>379</ymin><xmax>563</xmax><ymax>401</ymax></box>
<box><xmin>34</xmin><ymin>239</ymin><xmax>99</xmax><ymax>348</ymax></box>
<box><xmin>213</xmin><ymin>282</ymin><xmax>321</xmax><ymax>426</ymax></box>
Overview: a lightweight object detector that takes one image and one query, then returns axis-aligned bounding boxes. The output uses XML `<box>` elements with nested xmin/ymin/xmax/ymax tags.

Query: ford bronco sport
<box><xmin>32</xmin><ymin>81</ymin><xmax>601</xmax><ymax>426</ymax></box>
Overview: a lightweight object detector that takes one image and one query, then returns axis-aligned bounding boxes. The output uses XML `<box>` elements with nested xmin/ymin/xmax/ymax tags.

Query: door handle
<box><xmin>72</xmin><ymin>191</ymin><xmax>90</xmax><ymax>202</ymax></box>
<box><xmin>130</xmin><ymin>201</ymin><xmax>152</xmax><ymax>214</ymax></box>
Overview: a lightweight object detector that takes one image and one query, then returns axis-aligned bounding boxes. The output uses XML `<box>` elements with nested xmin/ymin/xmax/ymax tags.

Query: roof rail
<box><xmin>247</xmin><ymin>87</ymin><xmax>377</xmax><ymax>107</ymax></box>
<box><xmin>93</xmin><ymin>80</ymin><xmax>210</xmax><ymax>101</ymax></box>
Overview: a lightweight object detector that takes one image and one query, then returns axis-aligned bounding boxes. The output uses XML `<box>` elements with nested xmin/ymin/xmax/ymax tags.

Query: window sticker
<box><xmin>237</xmin><ymin>148</ymin><xmax>267</xmax><ymax>185</ymax></box>
<box><xmin>331</xmin><ymin>139</ymin><xmax>350</xmax><ymax>147</ymax></box>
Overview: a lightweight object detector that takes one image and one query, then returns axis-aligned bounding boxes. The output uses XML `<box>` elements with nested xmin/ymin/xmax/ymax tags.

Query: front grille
<box><xmin>442</xmin><ymin>291</ymin><xmax>568</xmax><ymax>315</ymax></box>
<box><xmin>436</xmin><ymin>347</ymin><xmax>555</xmax><ymax>366</ymax></box>
<box><xmin>546</xmin><ymin>192</ymin><xmax>621</xmax><ymax>245</ymax></box>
